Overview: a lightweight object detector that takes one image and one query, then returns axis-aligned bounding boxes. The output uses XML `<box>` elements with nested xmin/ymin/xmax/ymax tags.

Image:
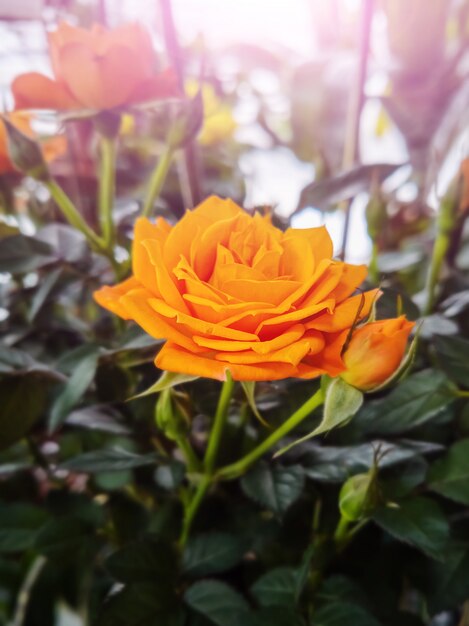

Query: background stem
<box><xmin>142</xmin><ymin>145</ymin><xmax>174</xmax><ymax>218</ymax></box>
<box><xmin>98</xmin><ymin>134</ymin><xmax>116</xmax><ymax>248</ymax></box>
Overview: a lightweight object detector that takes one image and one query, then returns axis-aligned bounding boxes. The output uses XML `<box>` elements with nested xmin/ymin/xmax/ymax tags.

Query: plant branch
<box><xmin>216</xmin><ymin>388</ymin><xmax>324</xmax><ymax>481</ymax></box>
<box><xmin>142</xmin><ymin>144</ymin><xmax>175</xmax><ymax>218</ymax></box>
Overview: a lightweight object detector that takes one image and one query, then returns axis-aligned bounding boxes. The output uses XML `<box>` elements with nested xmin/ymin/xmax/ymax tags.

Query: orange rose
<box><xmin>12</xmin><ymin>22</ymin><xmax>179</xmax><ymax>112</ymax></box>
<box><xmin>341</xmin><ymin>316</ymin><xmax>415</xmax><ymax>391</ymax></box>
<box><xmin>0</xmin><ymin>112</ymin><xmax>65</xmax><ymax>174</ymax></box>
<box><xmin>94</xmin><ymin>196</ymin><xmax>379</xmax><ymax>381</ymax></box>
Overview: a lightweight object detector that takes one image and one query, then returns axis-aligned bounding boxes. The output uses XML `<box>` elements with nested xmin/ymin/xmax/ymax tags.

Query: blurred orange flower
<box><xmin>341</xmin><ymin>316</ymin><xmax>415</xmax><ymax>391</ymax></box>
<box><xmin>0</xmin><ymin>112</ymin><xmax>65</xmax><ymax>174</ymax></box>
<box><xmin>94</xmin><ymin>196</ymin><xmax>378</xmax><ymax>381</ymax></box>
<box><xmin>12</xmin><ymin>22</ymin><xmax>179</xmax><ymax>112</ymax></box>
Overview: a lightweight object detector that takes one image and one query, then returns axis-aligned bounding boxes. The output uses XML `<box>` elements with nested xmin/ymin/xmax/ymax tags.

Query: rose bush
<box><xmin>12</xmin><ymin>21</ymin><xmax>179</xmax><ymax>112</ymax></box>
<box><xmin>94</xmin><ymin>195</ymin><xmax>380</xmax><ymax>380</ymax></box>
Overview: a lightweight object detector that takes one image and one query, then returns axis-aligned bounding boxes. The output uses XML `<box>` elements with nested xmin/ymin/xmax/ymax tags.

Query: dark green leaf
<box><xmin>183</xmin><ymin>532</ymin><xmax>245</xmax><ymax>577</ymax></box>
<box><xmin>155</xmin><ymin>461</ymin><xmax>186</xmax><ymax>490</ymax></box>
<box><xmin>241</xmin><ymin>463</ymin><xmax>305</xmax><ymax>515</ymax></box>
<box><xmin>427</xmin><ymin>439</ymin><xmax>469</xmax><ymax>504</ymax></box>
<box><xmin>373</xmin><ymin>497</ymin><xmax>449</xmax><ymax>560</ymax></box>
<box><xmin>355</xmin><ymin>370</ymin><xmax>455</xmax><ymax>435</ymax></box>
<box><xmin>311</xmin><ymin>602</ymin><xmax>381</xmax><ymax>625</ymax></box>
<box><xmin>49</xmin><ymin>346</ymin><xmax>100</xmax><ymax>431</ymax></box>
<box><xmin>28</xmin><ymin>267</ymin><xmax>62</xmax><ymax>322</ymax></box>
<box><xmin>425</xmin><ymin>542</ymin><xmax>469</xmax><ymax>614</ymax></box>
<box><xmin>434</xmin><ymin>335</ymin><xmax>469</xmax><ymax>386</ymax></box>
<box><xmin>250</xmin><ymin>567</ymin><xmax>297</xmax><ymax>608</ymax></box>
<box><xmin>106</xmin><ymin>538</ymin><xmax>178</xmax><ymax>583</ymax></box>
<box><xmin>34</xmin><ymin>517</ymin><xmax>95</xmax><ymax>559</ymax></box>
<box><xmin>0</xmin><ymin>504</ymin><xmax>47</xmax><ymax>552</ymax></box>
<box><xmin>97</xmin><ymin>582</ymin><xmax>181</xmax><ymax>626</ymax></box>
<box><xmin>60</xmin><ymin>448</ymin><xmax>159</xmax><ymax>473</ymax></box>
<box><xmin>185</xmin><ymin>580</ymin><xmax>249</xmax><ymax>626</ymax></box>
<box><xmin>298</xmin><ymin>440</ymin><xmax>441</xmax><ymax>483</ymax></box>
<box><xmin>0</xmin><ymin>234</ymin><xmax>52</xmax><ymax>273</ymax></box>
<box><xmin>0</xmin><ymin>376</ymin><xmax>48</xmax><ymax>450</ymax></box>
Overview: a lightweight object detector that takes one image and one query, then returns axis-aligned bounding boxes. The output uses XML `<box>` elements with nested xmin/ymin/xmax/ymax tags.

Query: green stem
<box><xmin>369</xmin><ymin>240</ymin><xmax>379</xmax><ymax>284</ymax></box>
<box><xmin>333</xmin><ymin>515</ymin><xmax>351</xmax><ymax>546</ymax></box>
<box><xmin>204</xmin><ymin>372</ymin><xmax>234</xmax><ymax>474</ymax></box>
<box><xmin>12</xmin><ymin>555</ymin><xmax>47</xmax><ymax>626</ymax></box>
<box><xmin>424</xmin><ymin>186</ymin><xmax>459</xmax><ymax>316</ymax></box>
<box><xmin>46</xmin><ymin>180</ymin><xmax>104</xmax><ymax>251</ymax></box>
<box><xmin>175</xmin><ymin>433</ymin><xmax>201</xmax><ymax>474</ymax></box>
<box><xmin>423</xmin><ymin>228</ymin><xmax>451</xmax><ymax>316</ymax></box>
<box><xmin>142</xmin><ymin>145</ymin><xmax>175</xmax><ymax>218</ymax></box>
<box><xmin>179</xmin><ymin>474</ymin><xmax>211</xmax><ymax>547</ymax></box>
<box><xmin>217</xmin><ymin>388</ymin><xmax>324</xmax><ymax>481</ymax></box>
<box><xmin>98</xmin><ymin>135</ymin><xmax>116</xmax><ymax>249</ymax></box>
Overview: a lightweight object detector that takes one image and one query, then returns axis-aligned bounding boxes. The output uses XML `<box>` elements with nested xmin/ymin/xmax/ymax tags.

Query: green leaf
<box><xmin>0</xmin><ymin>504</ymin><xmax>47</xmax><ymax>552</ymax></box>
<box><xmin>434</xmin><ymin>335</ymin><xmax>469</xmax><ymax>386</ymax></box>
<box><xmin>299</xmin><ymin>440</ymin><xmax>441</xmax><ymax>483</ymax></box>
<box><xmin>34</xmin><ymin>517</ymin><xmax>95</xmax><ymax>560</ymax></box>
<box><xmin>241</xmin><ymin>463</ymin><xmax>305</xmax><ymax>515</ymax></box>
<box><xmin>106</xmin><ymin>538</ymin><xmax>178</xmax><ymax>583</ymax></box>
<box><xmin>0</xmin><ymin>234</ymin><xmax>52</xmax><ymax>273</ymax></box>
<box><xmin>49</xmin><ymin>346</ymin><xmax>100</xmax><ymax>431</ymax></box>
<box><xmin>0</xmin><ymin>376</ymin><xmax>48</xmax><ymax>450</ymax></box>
<box><xmin>183</xmin><ymin>532</ymin><xmax>245</xmax><ymax>577</ymax></box>
<box><xmin>311</xmin><ymin>602</ymin><xmax>381</xmax><ymax>626</ymax></box>
<box><xmin>60</xmin><ymin>448</ymin><xmax>159</xmax><ymax>473</ymax></box>
<box><xmin>427</xmin><ymin>439</ymin><xmax>469</xmax><ymax>504</ymax></box>
<box><xmin>132</xmin><ymin>370</ymin><xmax>198</xmax><ymax>399</ymax></box>
<box><xmin>241</xmin><ymin>382</ymin><xmax>269</xmax><ymax>426</ymax></box>
<box><xmin>355</xmin><ymin>370</ymin><xmax>455</xmax><ymax>435</ymax></box>
<box><xmin>28</xmin><ymin>267</ymin><xmax>62</xmax><ymax>322</ymax></box>
<box><xmin>97</xmin><ymin>582</ymin><xmax>181</xmax><ymax>626</ymax></box>
<box><xmin>276</xmin><ymin>379</ymin><xmax>362</xmax><ymax>456</ymax></box>
<box><xmin>425</xmin><ymin>542</ymin><xmax>469</xmax><ymax>614</ymax></box>
<box><xmin>373</xmin><ymin>497</ymin><xmax>449</xmax><ymax>560</ymax></box>
<box><xmin>185</xmin><ymin>580</ymin><xmax>249</xmax><ymax>626</ymax></box>
<box><xmin>154</xmin><ymin>461</ymin><xmax>186</xmax><ymax>490</ymax></box>
<box><xmin>250</xmin><ymin>567</ymin><xmax>297</xmax><ymax>608</ymax></box>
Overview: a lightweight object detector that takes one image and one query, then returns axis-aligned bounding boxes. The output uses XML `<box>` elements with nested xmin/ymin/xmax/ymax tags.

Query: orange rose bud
<box><xmin>12</xmin><ymin>22</ymin><xmax>179</xmax><ymax>112</ymax></box>
<box><xmin>341</xmin><ymin>316</ymin><xmax>415</xmax><ymax>391</ymax></box>
<box><xmin>94</xmin><ymin>196</ymin><xmax>380</xmax><ymax>382</ymax></box>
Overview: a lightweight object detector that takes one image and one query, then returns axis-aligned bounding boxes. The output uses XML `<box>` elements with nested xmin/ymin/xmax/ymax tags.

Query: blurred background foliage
<box><xmin>1</xmin><ymin>1</ymin><xmax>469</xmax><ymax>625</ymax></box>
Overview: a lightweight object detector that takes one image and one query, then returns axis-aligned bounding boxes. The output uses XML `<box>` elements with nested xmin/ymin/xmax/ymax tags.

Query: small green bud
<box><xmin>339</xmin><ymin>469</ymin><xmax>380</xmax><ymax>522</ymax></box>
<box><xmin>2</xmin><ymin>116</ymin><xmax>49</xmax><ymax>181</ymax></box>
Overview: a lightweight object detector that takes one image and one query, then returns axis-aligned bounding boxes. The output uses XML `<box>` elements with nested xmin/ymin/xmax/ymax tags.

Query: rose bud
<box><xmin>341</xmin><ymin>316</ymin><xmax>415</xmax><ymax>391</ymax></box>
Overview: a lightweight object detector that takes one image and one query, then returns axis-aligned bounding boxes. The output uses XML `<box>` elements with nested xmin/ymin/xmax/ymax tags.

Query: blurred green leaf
<box><xmin>425</xmin><ymin>542</ymin><xmax>469</xmax><ymax>614</ymax></box>
<box><xmin>0</xmin><ymin>376</ymin><xmax>48</xmax><ymax>450</ymax></box>
<box><xmin>60</xmin><ymin>448</ymin><xmax>159</xmax><ymax>473</ymax></box>
<box><xmin>241</xmin><ymin>463</ymin><xmax>304</xmax><ymax>515</ymax></box>
<box><xmin>0</xmin><ymin>504</ymin><xmax>47</xmax><ymax>552</ymax></box>
<box><xmin>49</xmin><ymin>346</ymin><xmax>100</xmax><ymax>432</ymax></box>
<box><xmin>427</xmin><ymin>439</ymin><xmax>469</xmax><ymax>504</ymax></box>
<box><xmin>106</xmin><ymin>538</ymin><xmax>178</xmax><ymax>583</ymax></box>
<box><xmin>185</xmin><ymin>580</ymin><xmax>249</xmax><ymax>626</ymax></box>
<box><xmin>0</xmin><ymin>234</ymin><xmax>52</xmax><ymax>273</ymax></box>
<box><xmin>183</xmin><ymin>532</ymin><xmax>245</xmax><ymax>577</ymax></box>
<box><xmin>373</xmin><ymin>497</ymin><xmax>449</xmax><ymax>560</ymax></box>
<box><xmin>311</xmin><ymin>602</ymin><xmax>381</xmax><ymax>625</ymax></box>
<box><xmin>97</xmin><ymin>582</ymin><xmax>181</xmax><ymax>626</ymax></box>
<box><xmin>250</xmin><ymin>567</ymin><xmax>297</xmax><ymax>608</ymax></box>
<box><xmin>434</xmin><ymin>335</ymin><xmax>469</xmax><ymax>387</ymax></box>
